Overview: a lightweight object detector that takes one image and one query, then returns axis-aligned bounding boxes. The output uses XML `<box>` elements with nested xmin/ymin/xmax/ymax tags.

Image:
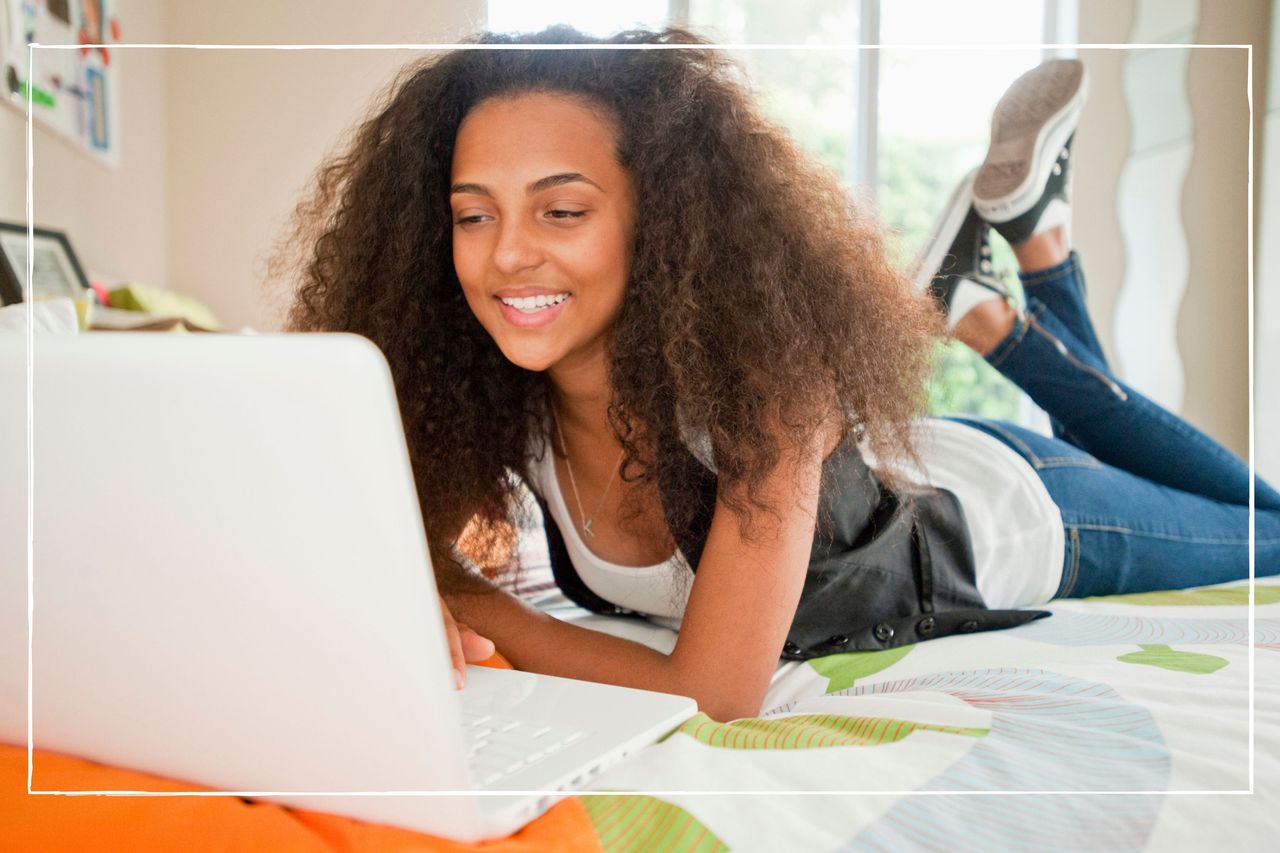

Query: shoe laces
<box><xmin>976</xmin><ymin>222</ymin><xmax>995</xmax><ymax>277</ymax></box>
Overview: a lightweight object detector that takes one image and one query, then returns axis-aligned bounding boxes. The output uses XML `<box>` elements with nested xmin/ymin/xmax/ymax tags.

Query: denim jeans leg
<box><xmin>1017</xmin><ymin>251</ymin><xmax>1107</xmax><ymax>366</ymax></box>
<box><xmin>952</xmin><ymin>419</ymin><xmax>1280</xmax><ymax>595</ymax></box>
<box><xmin>985</xmin><ymin>299</ymin><xmax>1280</xmax><ymax>511</ymax></box>
<box><xmin>1017</xmin><ymin>252</ymin><xmax>1105</xmax><ymax>446</ymax></box>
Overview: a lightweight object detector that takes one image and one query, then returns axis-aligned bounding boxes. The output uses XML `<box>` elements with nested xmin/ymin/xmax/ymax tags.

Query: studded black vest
<box><xmin>534</xmin><ymin>435</ymin><xmax>1050</xmax><ymax>659</ymax></box>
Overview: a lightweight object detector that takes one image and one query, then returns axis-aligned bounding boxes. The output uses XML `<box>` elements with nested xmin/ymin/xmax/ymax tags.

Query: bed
<box><xmin>5</xmin><ymin>565</ymin><xmax>1277</xmax><ymax>851</ymax></box>
<box><xmin>509</xmin><ymin>543</ymin><xmax>1280</xmax><ymax>851</ymax></box>
<box><xmin>1</xmin><ymin>304</ymin><xmax>1273</xmax><ymax>848</ymax></box>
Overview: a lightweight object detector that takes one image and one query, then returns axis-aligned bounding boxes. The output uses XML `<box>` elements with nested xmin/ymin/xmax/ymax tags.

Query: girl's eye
<box><xmin>547</xmin><ymin>209</ymin><xmax>587</xmax><ymax>220</ymax></box>
<box><xmin>453</xmin><ymin>214</ymin><xmax>489</xmax><ymax>226</ymax></box>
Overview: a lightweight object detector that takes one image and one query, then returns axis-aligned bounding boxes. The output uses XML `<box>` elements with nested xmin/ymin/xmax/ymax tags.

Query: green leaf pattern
<box><xmin>581</xmin><ymin>794</ymin><xmax>729</xmax><ymax>853</ymax></box>
<box><xmin>1116</xmin><ymin>643</ymin><xmax>1229</xmax><ymax>674</ymax></box>
<box><xmin>674</xmin><ymin>711</ymin><xmax>988</xmax><ymax>750</ymax></box>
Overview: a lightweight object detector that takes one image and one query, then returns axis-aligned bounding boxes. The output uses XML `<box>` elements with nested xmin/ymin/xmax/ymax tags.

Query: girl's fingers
<box><xmin>438</xmin><ymin>596</ymin><xmax>467</xmax><ymax>689</ymax></box>
<box><xmin>459</xmin><ymin>626</ymin><xmax>496</xmax><ymax>662</ymax></box>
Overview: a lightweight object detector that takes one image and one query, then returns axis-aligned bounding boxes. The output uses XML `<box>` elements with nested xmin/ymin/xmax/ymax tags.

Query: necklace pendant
<box><xmin>582</xmin><ymin>519</ymin><xmax>594</xmax><ymax>537</ymax></box>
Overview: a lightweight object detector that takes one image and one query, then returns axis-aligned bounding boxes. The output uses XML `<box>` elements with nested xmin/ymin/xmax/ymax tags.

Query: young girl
<box><xmin>281</xmin><ymin>27</ymin><xmax>1279</xmax><ymax>722</ymax></box>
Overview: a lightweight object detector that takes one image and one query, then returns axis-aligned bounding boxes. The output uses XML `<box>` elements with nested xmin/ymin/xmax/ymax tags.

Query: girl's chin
<box><xmin>495</xmin><ymin>341</ymin><xmax>560</xmax><ymax>373</ymax></box>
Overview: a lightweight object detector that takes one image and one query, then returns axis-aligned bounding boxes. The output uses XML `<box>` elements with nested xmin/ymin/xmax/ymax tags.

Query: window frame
<box><xmin>487</xmin><ymin>0</ymin><xmax>1077</xmax><ymax>199</ymax></box>
<box><xmin>856</xmin><ymin>0</ymin><xmax>1078</xmax><ymax>197</ymax></box>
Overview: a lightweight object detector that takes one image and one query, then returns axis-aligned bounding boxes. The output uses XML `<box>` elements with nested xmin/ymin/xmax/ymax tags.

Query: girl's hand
<box><xmin>439</xmin><ymin>594</ymin><xmax>496</xmax><ymax>689</ymax></box>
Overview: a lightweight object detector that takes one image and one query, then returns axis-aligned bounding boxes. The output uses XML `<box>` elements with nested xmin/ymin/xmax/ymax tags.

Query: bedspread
<box><xmin>554</xmin><ymin>578</ymin><xmax>1280</xmax><ymax>851</ymax></box>
<box><xmin>4</xmin><ymin>578</ymin><xmax>1277</xmax><ymax>851</ymax></box>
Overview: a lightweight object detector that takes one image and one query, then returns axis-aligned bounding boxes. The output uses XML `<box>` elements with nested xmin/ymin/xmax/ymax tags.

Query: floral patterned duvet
<box><xmin>518</xmin><ymin>578</ymin><xmax>1280</xmax><ymax>852</ymax></box>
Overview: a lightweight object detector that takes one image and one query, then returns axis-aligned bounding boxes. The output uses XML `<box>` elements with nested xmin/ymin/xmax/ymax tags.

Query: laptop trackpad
<box><xmin>459</xmin><ymin>667</ymin><xmax>539</xmax><ymax>711</ymax></box>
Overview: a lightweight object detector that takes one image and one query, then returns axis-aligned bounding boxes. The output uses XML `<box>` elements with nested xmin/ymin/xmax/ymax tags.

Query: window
<box><xmin>875</xmin><ymin>1</ymin><xmax>1069</xmax><ymax>425</ymax></box>
<box><xmin>485</xmin><ymin>1</ymin><xmax>1074</xmax><ymax>425</ymax></box>
<box><xmin>486</xmin><ymin>0</ymin><xmax>671</xmax><ymax>36</ymax></box>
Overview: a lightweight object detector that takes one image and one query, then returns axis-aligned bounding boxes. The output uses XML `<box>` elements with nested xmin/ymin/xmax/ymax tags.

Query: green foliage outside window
<box><xmin>876</xmin><ymin>136</ymin><xmax>1027</xmax><ymax>423</ymax></box>
<box><xmin>689</xmin><ymin>0</ymin><xmax>1036</xmax><ymax>425</ymax></box>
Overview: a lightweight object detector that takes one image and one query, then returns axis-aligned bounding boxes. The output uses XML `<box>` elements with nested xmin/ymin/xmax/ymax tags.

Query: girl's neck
<box><xmin>547</xmin><ymin>356</ymin><xmax>613</xmax><ymax>443</ymax></box>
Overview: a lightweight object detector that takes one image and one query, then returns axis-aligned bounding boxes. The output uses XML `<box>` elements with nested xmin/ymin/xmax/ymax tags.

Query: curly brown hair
<box><xmin>276</xmin><ymin>25</ymin><xmax>941</xmax><ymax>574</ymax></box>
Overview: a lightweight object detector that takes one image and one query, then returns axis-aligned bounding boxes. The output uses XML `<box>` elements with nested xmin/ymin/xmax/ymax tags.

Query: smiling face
<box><xmin>450</xmin><ymin>92</ymin><xmax>636</xmax><ymax>377</ymax></box>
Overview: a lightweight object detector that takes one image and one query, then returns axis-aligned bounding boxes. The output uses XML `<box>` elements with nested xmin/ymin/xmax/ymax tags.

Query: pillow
<box><xmin>0</xmin><ymin>298</ymin><xmax>79</xmax><ymax>335</ymax></box>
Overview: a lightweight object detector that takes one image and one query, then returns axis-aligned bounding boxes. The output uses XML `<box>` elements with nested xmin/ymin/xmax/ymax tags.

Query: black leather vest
<box><xmin>535</xmin><ymin>435</ymin><xmax>1050</xmax><ymax>660</ymax></box>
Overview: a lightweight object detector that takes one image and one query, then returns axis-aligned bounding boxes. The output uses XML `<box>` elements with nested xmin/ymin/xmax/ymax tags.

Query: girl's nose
<box><xmin>492</xmin><ymin>217</ymin><xmax>544</xmax><ymax>276</ymax></box>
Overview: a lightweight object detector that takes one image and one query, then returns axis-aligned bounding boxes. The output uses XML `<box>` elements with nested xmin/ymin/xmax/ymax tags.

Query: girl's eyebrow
<box><xmin>450</xmin><ymin>172</ymin><xmax>604</xmax><ymax>197</ymax></box>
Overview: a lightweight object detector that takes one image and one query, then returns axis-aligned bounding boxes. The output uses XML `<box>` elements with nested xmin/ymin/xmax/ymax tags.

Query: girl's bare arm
<box><xmin>441</xmin><ymin>422</ymin><xmax>832</xmax><ymax>722</ymax></box>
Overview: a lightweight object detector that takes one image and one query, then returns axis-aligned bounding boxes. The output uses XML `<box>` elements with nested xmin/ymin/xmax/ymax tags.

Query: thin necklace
<box><xmin>552</xmin><ymin>407</ymin><xmax>625</xmax><ymax>539</ymax></box>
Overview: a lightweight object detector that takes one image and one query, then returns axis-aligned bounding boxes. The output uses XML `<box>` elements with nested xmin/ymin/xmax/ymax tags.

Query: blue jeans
<box><xmin>951</xmin><ymin>252</ymin><xmax>1280</xmax><ymax>598</ymax></box>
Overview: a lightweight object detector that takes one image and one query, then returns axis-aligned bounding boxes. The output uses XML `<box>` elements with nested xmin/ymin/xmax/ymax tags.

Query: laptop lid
<box><xmin>0</xmin><ymin>332</ymin><xmax>697</xmax><ymax>841</ymax></box>
<box><xmin>2</xmin><ymin>333</ymin><xmax>493</xmax><ymax>836</ymax></box>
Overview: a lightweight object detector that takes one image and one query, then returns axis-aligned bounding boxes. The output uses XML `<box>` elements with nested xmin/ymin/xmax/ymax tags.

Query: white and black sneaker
<box><xmin>973</xmin><ymin>58</ymin><xmax>1087</xmax><ymax>246</ymax></box>
<box><xmin>910</xmin><ymin>170</ymin><xmax>1008</xmax><ymax>330</ymax></box>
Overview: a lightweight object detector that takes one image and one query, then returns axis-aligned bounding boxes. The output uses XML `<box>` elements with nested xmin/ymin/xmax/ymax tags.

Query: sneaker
<box><xmin>973</xmin><ymin>58</ymin><xmax>1087</xmax><ymax>246</ymax></box>
<box><xmin>911</xmin><ymin>169</ymin><xmax>1008</xmax><ymax>330</ymax></box>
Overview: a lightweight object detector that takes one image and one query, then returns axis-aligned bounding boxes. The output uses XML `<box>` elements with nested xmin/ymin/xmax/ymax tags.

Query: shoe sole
<box><xmin>910</xmin><ymin>169</ymin><xmax>975</xmax><ymax>292</ymax></box>
<box><xmin>973</xmin><ymin>59</ymin><xmax>1087</xmax><ymax>223</ymax></box>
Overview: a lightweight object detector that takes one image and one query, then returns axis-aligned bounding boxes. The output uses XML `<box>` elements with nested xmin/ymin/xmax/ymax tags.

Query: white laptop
<box><xmin>0</xmin><ymin>331</ymin><xmax>696</xmax><ymax>842</ymax></box>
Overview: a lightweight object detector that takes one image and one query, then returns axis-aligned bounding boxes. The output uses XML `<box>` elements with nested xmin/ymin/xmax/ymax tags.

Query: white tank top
<box><xmin>524</xmin><ymin>432</ymin><xmax>692</xmax><ymax>631</ymax></box>
<box><xmin>523</xmin><ymin>417</ymin><xmax>1064</xmax><ymax>628</ymax></box>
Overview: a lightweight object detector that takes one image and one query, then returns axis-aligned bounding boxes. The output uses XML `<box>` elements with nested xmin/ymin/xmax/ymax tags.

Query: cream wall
<box><xmin>5</xmin><ymin>0</ymin><xmax>1269</xmax><ymax>464</ymax></box>
<box><xmin>0</xmin><ymin>0</ymin><xmax>169</xmax><ymax>287</ymax></box>
<box><xmin>171</xmin><ymin>0</ymin><xmax>1267</xmax><ymax>459</ymax></box>
<box><xmin>1072</xmin><ymin>4</ymin><xmax>1132</xmax><ymax>373</ymax></box>
<box><xmin>0</xmin><ymin>0</ymin><xmax>483</xmax><ymax>319</ymax></box>
<box><xmin>1074</xmin><ymin>0</ymin><xmax>1269</xmax><ymax>461</ymax></box>
<box><xmin>1183</xmin><ymin>0</ymin><xmax>1267</xmax><ymax>467</ymax></box>
<box><xmin>1260</xmin><ymin>0</ymin><xmax>1280</xmax><ymax>480</ymax></box>
<box><xmin>162</xmin><ymin>0</ymin><xmax>485</xmax><ymax>331</ymax></box>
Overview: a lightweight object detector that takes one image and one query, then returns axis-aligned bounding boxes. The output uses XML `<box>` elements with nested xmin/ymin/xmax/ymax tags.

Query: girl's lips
<box><xmin>495</xmin><ymin>295</ymin><xmax>571</xmax><ymax>329</ymax></box>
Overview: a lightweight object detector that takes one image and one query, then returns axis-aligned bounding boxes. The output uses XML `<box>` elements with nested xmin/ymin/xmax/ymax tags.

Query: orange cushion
<box><xmin>0</xmin><ymin>652</ymin><xmax>601</xmax><ymax>852</ymax></box>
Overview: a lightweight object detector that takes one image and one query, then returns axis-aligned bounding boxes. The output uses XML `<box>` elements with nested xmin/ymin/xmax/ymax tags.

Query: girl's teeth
<box><xmin>502</xmin><ymin>294</ymin><xmax>568</xmax><ymax>313</ymax></box>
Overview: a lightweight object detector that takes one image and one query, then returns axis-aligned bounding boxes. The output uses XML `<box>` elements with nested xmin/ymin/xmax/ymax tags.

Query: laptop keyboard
<box><xmin>461</xmin><ymin>711</ymin><xmax>590</xmax><ymax>787</ymax></box>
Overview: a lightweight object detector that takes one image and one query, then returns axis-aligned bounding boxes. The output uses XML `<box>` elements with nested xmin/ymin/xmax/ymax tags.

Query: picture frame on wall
<box><xmin>0</xmin><ymin>221</ymin><xmax>90</xmax><ymax>305</ymax></box>
<box><xmin>0</xmin><ymin>0</ymin><xmax>122</xmax><ymax>166</ymax></box>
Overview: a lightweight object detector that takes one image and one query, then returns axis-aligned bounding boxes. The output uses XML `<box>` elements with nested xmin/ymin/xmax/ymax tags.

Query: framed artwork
<box><xmin>0</xmin><ymin>221</ymin><xmax>90</xmax><ymax>305</ymax></box>
<box><xmin>0</xmin><ymin>0</ymin><xmax>121</xmax><ymax>166</ymax></box>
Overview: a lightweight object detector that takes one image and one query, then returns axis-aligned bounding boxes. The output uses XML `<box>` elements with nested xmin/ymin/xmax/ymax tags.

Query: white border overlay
<box><xmin>24</xmin><ymin>41</ymin><xmax>1257</xmax><ymax>800</ymax></box>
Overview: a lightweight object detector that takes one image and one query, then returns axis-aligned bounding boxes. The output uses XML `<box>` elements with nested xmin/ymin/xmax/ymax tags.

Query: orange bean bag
<box><xmin>0</xmin><ymin>654</ymin><xmax>600</xmax><ymax>852</ymax></box>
